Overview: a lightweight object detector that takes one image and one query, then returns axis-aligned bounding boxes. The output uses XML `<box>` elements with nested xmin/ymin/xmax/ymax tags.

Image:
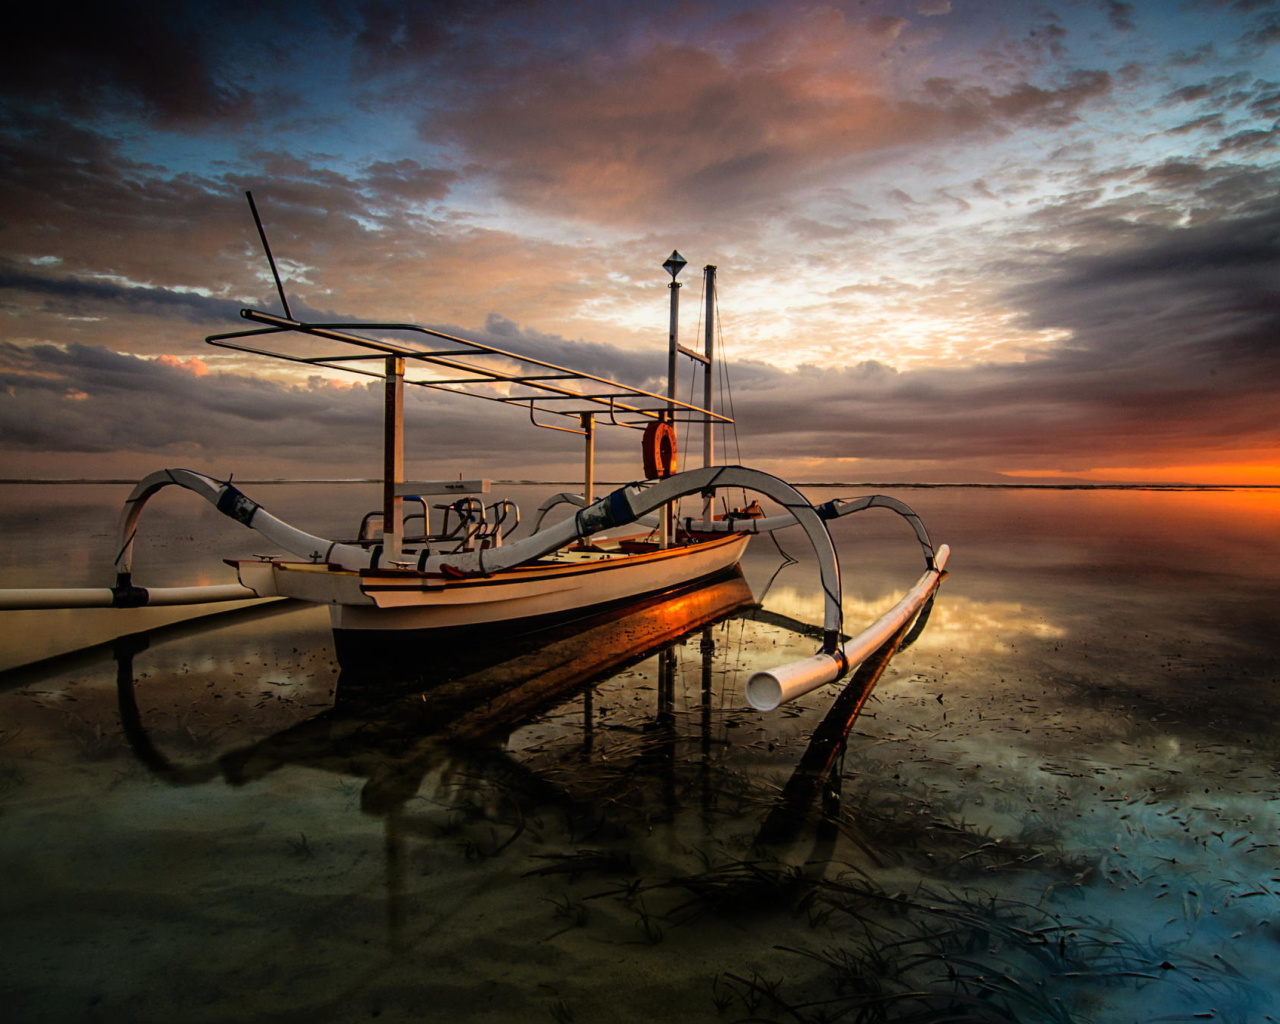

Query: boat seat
<box><xmin>474</xmin><ymin>499</ymin><xmax>520</xmax><ymax>548</ymax></box>
<box><xmin>350</xmin><ymin>497</ymin><xmax>521</xmax><ymax>554</ymax></box>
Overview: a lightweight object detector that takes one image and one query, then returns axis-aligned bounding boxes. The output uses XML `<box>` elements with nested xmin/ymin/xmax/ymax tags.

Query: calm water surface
<box><xmin>1</xmin><ymin>483</ymin><xmax>1278</xmax><ymax>1023</ymax></box>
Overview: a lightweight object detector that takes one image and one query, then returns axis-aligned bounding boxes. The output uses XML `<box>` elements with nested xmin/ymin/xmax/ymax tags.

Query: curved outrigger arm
<box><xmin>531</xmin><ymin>492</ymin><xmax>659</xmax><ymax>533</ymax></box>
<box><xmin>541</xmin><ymin>491</ymin><xmax>935</xmax><ymax>571</ymax></box>
<box><xmin>428</xmin><ymin>465</ymin><xmax>848</xmax><ymax>652</ymax></box>
<box><xmin>488</xmin><ymin>471</ymin><xmax>947</xmax><ymax>708</ymax></box>
<box><xmin>114</xmin><ymin>469</ymin><xmax>373</xmax><ymax>588</ymax></box>
<box><xmin>109</xmin><ymin>466</ymin><xmax>947</xmax><ymax>710</ymax></box>
<box><xmin>114</xmin><ymin>466</ymin><xmax>847</xmax><ymax>651</ymax></box>
<box><xmin>680</xmin><ymin>493</ymin><xmax>938</xmax><ymax>570</ymax></box>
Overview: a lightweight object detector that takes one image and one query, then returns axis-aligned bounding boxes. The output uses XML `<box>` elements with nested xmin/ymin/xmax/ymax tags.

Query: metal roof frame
<box><xmin>207</xmin><ymin>309</ymin><xmax>733</xmax><ymax>429</ymax></box>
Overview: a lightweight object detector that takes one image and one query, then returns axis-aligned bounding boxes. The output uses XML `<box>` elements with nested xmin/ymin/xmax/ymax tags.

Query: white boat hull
<box><xmin>234</xmin><ymin>533</ymin><xmax>750</xmax><ymax>632</ymax></box>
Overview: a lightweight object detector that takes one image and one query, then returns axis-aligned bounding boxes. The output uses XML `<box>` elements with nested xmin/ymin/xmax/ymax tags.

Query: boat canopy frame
<box><xmin>209</xmin><ymin>307</ymin><xmax>738</xmax><ymax>558</ymax></box>
<box><xmin>208</xmin><ymin>310</ymin><xmax>734</xmax><ymax>434</ymax></box>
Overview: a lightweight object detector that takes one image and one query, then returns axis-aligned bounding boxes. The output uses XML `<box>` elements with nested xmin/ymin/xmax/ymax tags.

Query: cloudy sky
<box><xmin>2</xmin><ymin>0</ymin><xmax>1278</xmax><ymax>484</ymax></box>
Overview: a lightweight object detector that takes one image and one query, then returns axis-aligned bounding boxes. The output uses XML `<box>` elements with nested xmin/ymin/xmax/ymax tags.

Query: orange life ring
<box><xmin>642</xmin><ymin>420</ymin><xmax>678</xmax><ymax>478</ymax></box>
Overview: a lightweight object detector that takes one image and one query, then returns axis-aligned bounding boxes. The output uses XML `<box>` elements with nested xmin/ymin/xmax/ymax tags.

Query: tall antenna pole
<box><xmin>662</xmin><ymin>251</ymin><xmax>687</xmax><ymax>549</ymax></box>
<box><xmin>702</xmin><ymin>265</ymin><xmax>717</xmax><ymax>465</ymax></box>
<box><xmin>702</xmin><ymin>264</ymin><xmax>717</xmax><ymax>520</ymax></box>
<box><xmin>245</xmin><ymin>190</ymin><xmax>293</xmax><ymax>321</ymax></box>
<box><xmin>663</xmin><ymin>251</ymin><xmax>686</xmax><ymax>413</ymax></box>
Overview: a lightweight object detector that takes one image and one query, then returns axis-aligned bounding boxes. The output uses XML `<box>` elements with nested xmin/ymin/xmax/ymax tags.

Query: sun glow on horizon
<box><xmin>1005</xmin><ymin>462</ymin><xmax>1280</xmax><ymax>487</ymax></box>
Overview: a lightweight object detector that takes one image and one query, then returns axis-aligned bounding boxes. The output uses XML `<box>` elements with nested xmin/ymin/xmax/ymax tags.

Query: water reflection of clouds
<box><xmin>763</xmin><ymin>583</ymin><xmax>1065</xmax><ymax>655</ymax></box>
<box><xmin>4</xmin><ymin>487</ymin><xmax>1280</xmax><ymax>1020</ymax></box>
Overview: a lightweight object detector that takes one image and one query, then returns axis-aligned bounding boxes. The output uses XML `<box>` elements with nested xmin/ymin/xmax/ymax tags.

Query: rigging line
<box><xmin>694</xmin><ymin>268</ymin><xmax>706</xmax><ymax>360</ymax></box>
<box><xmin>718</xmin><ymin>315</ymin><xmax>743</xmax><ymax>468</ymax></box>
<box><xmin>768</xmin><ymin>526</ymin><xmax>799</xmax><ymax>566</ymax></box>
<box><xmin>712</xmin><ymin>286</ymin><xmax>748</xmax><ymax>507</ymax></box>
<box><xmin>686</xmin><ymin>268</ymin><xmax>706</xmax><ymax>454</ymax></box>
<box><xmin>679</xmin><ymin>271</ymin><xmax>708</xmax><ymax>522</ymax></box>
<box><xmin>755</xmin><ymin>553</ymin><xmax>796</xmax><ymax>607</ymax></box>
<box><xmin>676</xmin><ymin>360</ymin><xmax>699</xmax><ymax>522</ymax></box>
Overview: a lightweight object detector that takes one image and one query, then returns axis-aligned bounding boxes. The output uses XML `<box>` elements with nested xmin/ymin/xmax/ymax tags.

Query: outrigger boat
<box><xmin>1</xmin><ymin>211</ymin><xmax>949</xmax><ymax>711</ymax></box>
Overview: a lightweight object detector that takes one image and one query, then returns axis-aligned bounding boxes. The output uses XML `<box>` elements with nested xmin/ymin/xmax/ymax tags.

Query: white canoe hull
<box><xmin>233</xmin><ymin>533</ymin><xmax>750</xmax><ymax>632</ymax></box>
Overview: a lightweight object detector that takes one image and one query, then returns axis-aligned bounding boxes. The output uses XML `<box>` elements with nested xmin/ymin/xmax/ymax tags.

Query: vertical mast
<box><xmin>667</xmin><ymin>279</ymin><xmax>680</xmax><ymax>414</ymax></box>
<box><xmin>383</xmin><ymin>356</ymin><xmax>405</xmax><ymax>561</ymax></box>
<box><xmin>702</xmin><ymin>264</ymin><xmax>717</xmax><ymax>468</ymax></box>
<box><xmin>703</xmin><ymin>264</ymin><xmax>717</xmax><ymax>520</ymax></box>
<box><xmin>664</xmin><ymin>250</ymin><xmax>687</xmax><ymax>412</ymax></box>
<box><xmin>581</xmin><ymin>412</ymin><xmax>595</xmax><ymax>504</ymax></box>
<box><xmin>661</xmin><ymin>251</ymin><xmax>687</xmax><ymax>549</ymax></box>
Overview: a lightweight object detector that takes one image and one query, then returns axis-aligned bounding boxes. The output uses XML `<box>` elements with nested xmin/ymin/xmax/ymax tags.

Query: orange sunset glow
<box><xmin>1007</xmin><ymin>461</ymin><xmax>1280</xmax><ymax>487</ymax></box>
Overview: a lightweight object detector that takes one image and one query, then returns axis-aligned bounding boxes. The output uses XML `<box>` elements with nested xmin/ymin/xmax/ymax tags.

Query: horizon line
<box><xmin>1</xmin><ymin>478</ymin><xmax>1276</xmax><ymax>491</ymax></box>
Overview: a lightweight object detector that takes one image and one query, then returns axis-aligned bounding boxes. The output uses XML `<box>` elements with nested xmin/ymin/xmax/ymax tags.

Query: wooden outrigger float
<box><xmin>0</xmin><ymin>203</ymin><xmax>949</xmax><ymax>709</ymax></box>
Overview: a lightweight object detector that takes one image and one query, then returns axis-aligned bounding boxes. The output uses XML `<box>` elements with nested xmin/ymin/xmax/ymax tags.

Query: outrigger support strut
<box><xmin>106</xmin><ymin>465</ymin><xmax>947</xmax><ymax>711</ymax></box>
<box><xmin>115</xmin><ymin>469</ymin><xmax>350</xmax><ymax>586</ymax></box>
<box><xmin>681</xmin><ymin>492</ymin><xmax>937</xmax><ymax>569</ymax></box>
<box><xmin>116</xmin><ymin>466</ymin><xmax>845</xmax><ymax>642</ymax></box>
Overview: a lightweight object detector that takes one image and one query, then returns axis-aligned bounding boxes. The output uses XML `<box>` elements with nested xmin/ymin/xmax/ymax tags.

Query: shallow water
<box><xmin>1</xmin><ymin>482</ymin><xmax>1278</xmax><ymax>1023</ymax></box>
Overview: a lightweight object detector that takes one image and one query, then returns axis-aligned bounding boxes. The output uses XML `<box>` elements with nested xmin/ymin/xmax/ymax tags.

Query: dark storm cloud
<box><xmin>361</xmin><ymin>160</ymin><xmax>458</xmax><ymax>205</ymax></box>
<box><xmin>1140</xmin><ymin>160</ymin><xmax>1211</xmax><ymax>188</ymax></box>
<box><xmin>0</xmin><ymin>1</ymin><xmax>263</xmax><ymax>127</ymax></box>
<box><xmin>1103</xmin><ymin>2</ymin><xmax>1137</xmax><ymax>32</ymax></box>
<box><xmin>0</xmin><ymin>266</ymin><xmax>248</xmax><ymax>324</ymax></box>
<box><xmin>0</xmin><ymin>303</ymin><xmax>669</xmax><ymax>462</ymax></box>
<box><xmin>1192</xmin><ymin>0</ymin><xmax>1280</xmax><ymax>54</ymax></box>
<box><xmin>0</xmin><ymin>342</ymin><xmax>338</xmax><ymax>454</ymax></box>
<box><xmin>1005</xmin><ymin>207</ymin><xmax>1280</xmax><ymax>373</ymax></box>
<box><xmin>0</xmin><ymin>0</ymin><xmax>581</xmax><ymax>132</ymax></box>
<box><xmin>0</xmin><ymin>108</ymin><xmax>460</xmax><ymax>338</ymax></box>
<box><xmin>0</xmin><ymin>261</ymin><xmax>666</xmax><ymax>400</ymax></box>
<box><xmin>469</xmin><ymin>315</ymin><xmax>664</xmax><ymax>393</ymax></box>
<box><xmin>1238</xmin><ymin>11</ymin><xmax>1280</xmax><ymax>50</ymax></box>
<box><xmin>1167</xmin><ymin>44</ymin><xmax>1217</xmax><ymax>67</ymax></box>
<box><xmin>1247</xmin><ymin>82</ymin><xmax>1280</xmax><ymax>117</ymax></box>
<box><xmin>0</xmin><ymin>0</ymin><xmax>545</xmax><ymax>130</ymax></box>
<box><xmin>1161</xmin><ymin>71</ymin><xmax>1254</xmax><ymax>110</ymax></box>
<box><xmin>1212</xmin><ymin>126</ymin><xmax>1280</xmax><ymax>153</ymax></box>
<box><xmin>0</xmin><ymin>340</ymin><xmax>542</xmax><ymax>462</ymax></box>
<box><xmin>344</xmin><ymin>0</ymin><xmax>524</xmax><ymax>75</ymax></box>
<box><xmin>2</xmin><ymin>0</ymin><xmax>1277</xmax><ymax>478</ymax></box>
<box><xmin>0</xmin><ymin>113</ymin><xmax>271</xmax><ymax>293</ymax></box>
<box><xmin>1168</xmin><ymin>113</ymin><xmax>1226</xmax><ymax>135</ymax></box>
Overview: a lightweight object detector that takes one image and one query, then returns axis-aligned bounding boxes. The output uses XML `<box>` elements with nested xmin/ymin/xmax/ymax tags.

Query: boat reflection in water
<box><xmin>110</xmin><ymin>566</ymin><xmax>939</xmax><ymax>952</ymax></box>
<box><xmin>220</xmin><ymin>570</ymin><xmax>757</xmax><ymax>809</ymax></box>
